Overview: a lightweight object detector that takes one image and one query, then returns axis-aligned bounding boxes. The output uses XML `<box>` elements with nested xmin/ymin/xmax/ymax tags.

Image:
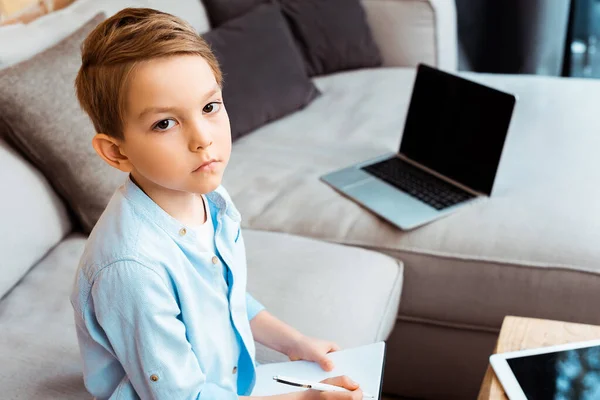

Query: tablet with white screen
<box><xmin>490</xmin><ymin>339</ymin><xmax>600</xmax><ymax>400</ymax></box>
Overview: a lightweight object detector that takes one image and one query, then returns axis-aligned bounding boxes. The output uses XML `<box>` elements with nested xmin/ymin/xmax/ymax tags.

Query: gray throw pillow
<box><xmin>202</xmin><ymin>3</ymin><xmax>319</xmax><ymax>141</ymax></box>
<box><xmin>0</xmin><ymin>13</ymin><xmax>126</xmax><ymax>234</ymax></box>
<box><xmin>202</xmin><ymin>0</ymin><xmax>382</xmax><ymax>76</ymax></box>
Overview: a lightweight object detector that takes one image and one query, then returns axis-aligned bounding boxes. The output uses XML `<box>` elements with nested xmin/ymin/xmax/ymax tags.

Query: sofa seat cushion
<box><xmin>0</xmin><ymin>234</ymin><xmax>88</xmax><ymax>399</ymax></box>
<box><xmin>245</xmin><ymin>230</ymin><xmax>403</xmax><ymax>363</ymax></box>
<box><xmin>0</xmin><ymin>230</ymin><xmax>402</xmax><ymax>397</ymax></box>
<box><xmin>225</xmin><ymin>68</ymin><xmax>600</xmax><ymax>330</ymax></box>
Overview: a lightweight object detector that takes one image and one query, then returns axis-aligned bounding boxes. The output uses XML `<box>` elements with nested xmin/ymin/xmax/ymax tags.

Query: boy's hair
<box><xmin>75</xmin><ymin>8</ymin><xmax>222</xmax><ymax>140</ymax></box>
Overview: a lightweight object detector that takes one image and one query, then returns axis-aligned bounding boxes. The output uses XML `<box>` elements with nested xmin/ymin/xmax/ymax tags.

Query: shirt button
<box><xmin>179</xmin><ymin>228</ymin><xmax>187</xmax><ymax>236</ymax></box>
<box><xmin>232</xmin><ymin>366</ymin><xmax>238</xmax><ymax>374</ymax></box>
<box><xmin>150</xmin><ymin>374</ymin><xmax>159</xmax><ymax>382</ymax></box>
<box><xmin>211</xmin><ymin>256</ymin><xmax>219</xmax><ymax>264</ymax></box>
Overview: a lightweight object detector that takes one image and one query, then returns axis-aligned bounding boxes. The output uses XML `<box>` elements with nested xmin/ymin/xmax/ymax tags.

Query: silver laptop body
<box><xmin>321</xmin><ymin>64</ymin><xmax>516</xmax><ymax>231</ymax></box>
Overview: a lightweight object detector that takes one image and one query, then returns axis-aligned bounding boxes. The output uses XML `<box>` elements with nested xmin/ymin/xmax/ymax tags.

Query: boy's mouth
<box><xmin>193</xmin><ymin>159</ymin><xmax>220</xmax><ymax>173</ymax></box>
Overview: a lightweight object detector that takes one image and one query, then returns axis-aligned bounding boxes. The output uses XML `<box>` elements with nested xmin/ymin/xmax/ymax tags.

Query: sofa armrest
<box><xmin>362</xmin><ymin>0</ymin><xmax>458</xmax><ymax>71</ymax></box>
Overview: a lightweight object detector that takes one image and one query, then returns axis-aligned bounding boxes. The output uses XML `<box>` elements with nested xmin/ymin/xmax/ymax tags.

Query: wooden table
<box><xmin>477</xmin><ymin>316</ymin><xmax>600</xmax><ymax>399</ymax></box>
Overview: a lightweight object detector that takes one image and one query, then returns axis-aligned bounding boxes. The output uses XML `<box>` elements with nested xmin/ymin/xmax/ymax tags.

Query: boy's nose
<box><xmin>188</xmin><ymin>123</ymin><xmax>213</xmax><ymax>150</ymax></box>
<box><xmin>193</xmin><ymin>137</ymin><xmax>213</xmax><ymax>150</ymax></box>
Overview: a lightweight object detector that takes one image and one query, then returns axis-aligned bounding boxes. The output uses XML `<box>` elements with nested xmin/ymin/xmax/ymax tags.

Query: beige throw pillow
<box><xmin>0</xmin><ymin>13</ymin><xmax>127</xmax><ymax>233</ymax></box>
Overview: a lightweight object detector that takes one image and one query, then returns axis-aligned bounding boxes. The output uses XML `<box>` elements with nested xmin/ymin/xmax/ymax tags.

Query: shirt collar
<box><xmin>121</xmin><ymin>175</ymin><xmax>240</xmax><ymax>241</ymax></box>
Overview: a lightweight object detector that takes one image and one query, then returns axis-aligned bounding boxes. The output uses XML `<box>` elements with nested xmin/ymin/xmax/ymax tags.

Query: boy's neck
<box><xmin>130</xmin><ymin>172</ymin><xmax>207</xmax><ymax>226</ymax></box>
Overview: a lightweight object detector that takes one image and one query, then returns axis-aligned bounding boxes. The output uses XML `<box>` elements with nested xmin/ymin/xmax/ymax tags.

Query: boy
<box><xmin>70</xmin><ymin>7</ymin><xmax>363</xmax><ymax>400</ymax></box>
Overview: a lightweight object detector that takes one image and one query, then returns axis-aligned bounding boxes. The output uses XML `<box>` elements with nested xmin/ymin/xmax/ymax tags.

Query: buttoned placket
<box><xmin>178</xmin><ymin>215</ymin><xmax>240</xmax><ymax>381</ymax></box>
<box><xmin>212</xmin><ymin>209</ymin><xmax>243</xmax><ymax>381</ymax></box>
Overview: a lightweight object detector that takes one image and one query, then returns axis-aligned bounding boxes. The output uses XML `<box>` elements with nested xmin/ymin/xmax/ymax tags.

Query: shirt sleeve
<box><xmin>245</xmin><ymin>292</ymin><xmax>265</xmax><ymax>321</ymax></box>
<box><xmin>91</xmin><ymin>260</ymin><xmax>238</xmax><ymax>400</ymax></box>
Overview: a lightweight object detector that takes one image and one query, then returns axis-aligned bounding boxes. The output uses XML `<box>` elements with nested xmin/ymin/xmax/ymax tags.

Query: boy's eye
<box><xmin>153</xmin><ymin>119</ymin><xmax>177</xmax><ymax>131</ymax></box>
<box><xmin>203</xmin><ymin>102</ymin><xmax>222</xmax><ymax>114</ymax></box>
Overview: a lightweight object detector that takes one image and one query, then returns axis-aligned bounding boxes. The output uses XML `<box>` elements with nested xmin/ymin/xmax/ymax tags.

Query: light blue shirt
<box><xmin>70</xmin><ymin>177</ymin><xmax>265</xmax><ymax>399</ymax></box>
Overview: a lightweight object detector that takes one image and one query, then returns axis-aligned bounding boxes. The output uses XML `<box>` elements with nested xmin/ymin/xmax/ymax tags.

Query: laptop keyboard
<box><xmin>362</xmin><ymin>158</ymin><xmax>475</xmax><ymax>210</ymax></box>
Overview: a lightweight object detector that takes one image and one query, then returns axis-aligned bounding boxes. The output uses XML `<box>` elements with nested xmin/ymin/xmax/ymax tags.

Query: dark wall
<box><xmin>455</xmin><ymin>0</ymin><xmax>571</xmax><ymax>75</ymax></box>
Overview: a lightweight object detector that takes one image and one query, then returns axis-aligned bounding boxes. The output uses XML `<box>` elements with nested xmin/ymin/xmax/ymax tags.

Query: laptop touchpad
<box><xmin>344</xmin><ymin>179</ymin><xmax>438</xmax><ymax>227</ymax></box>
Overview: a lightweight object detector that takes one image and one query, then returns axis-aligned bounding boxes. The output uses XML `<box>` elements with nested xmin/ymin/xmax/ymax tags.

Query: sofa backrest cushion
<box><xmin>202</xmin><ymin>4</ymin><xmax>320</xmax><ymax>141</ymax></box>
<box><xmin>361</xmin><ymin>0</ymin><xmax>458</xmax><ymax>70</ymax></box>
<box><xmin>0</xmin><ymin>0</ymin><xmax>210</xmax><ymax>69</ymax></box>
<box><xmin>0</xmin><ymin>138</ymin><xmax>72</xmax><ymax>299</ymax></box>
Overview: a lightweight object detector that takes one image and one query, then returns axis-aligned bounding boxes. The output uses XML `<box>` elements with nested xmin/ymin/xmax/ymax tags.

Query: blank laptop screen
<box><xmin>399</xmin><ymin>64</ymin><xmax>515</xmax><ymax>195</ymax></box>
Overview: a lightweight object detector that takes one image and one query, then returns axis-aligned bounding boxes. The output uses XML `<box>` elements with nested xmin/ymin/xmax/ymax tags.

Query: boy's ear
<box><xmin>92</xmin><ymin>133</ymin><xmax>133</xmax><ymax>173</ymax></box>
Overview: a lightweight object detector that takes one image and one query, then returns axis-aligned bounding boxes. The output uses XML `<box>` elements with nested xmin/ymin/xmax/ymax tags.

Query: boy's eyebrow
<box><xmin>137</xmin><ymin>85</ymin><xmax>221</xmax><ymax>119</ymax></box>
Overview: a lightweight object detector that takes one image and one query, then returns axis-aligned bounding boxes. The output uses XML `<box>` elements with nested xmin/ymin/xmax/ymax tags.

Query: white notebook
<box><xmin>251</xmin><ymin>342</ymin><xmax>386</xmax><ymax>399</ymax></box>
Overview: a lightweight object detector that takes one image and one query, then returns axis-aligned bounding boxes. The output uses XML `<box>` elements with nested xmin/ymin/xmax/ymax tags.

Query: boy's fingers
<box><xmin>329</xmin><ymin>342</ymin><xmax>341</xmax><ymax>352</ymax></box>
<box><xmin>322</xmin><ymin>389</ymin><xmax>363</xmax><ymax>400</ymax></box>
<box><xmin>321</xmin><ymin>375</ymin><xmax>360</xmax><ymax>390</ymax></box>
<box><xmin>318</xmin><ymin>356</ymin><xmax>335</xmax><ymax>371</ymax></box>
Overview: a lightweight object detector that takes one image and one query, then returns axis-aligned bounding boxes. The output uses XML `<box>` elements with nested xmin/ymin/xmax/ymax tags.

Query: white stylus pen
<box><xmin>273</xmin><ymin>375</ymin><xmax>375</xmax><ymax>398</ymax></box>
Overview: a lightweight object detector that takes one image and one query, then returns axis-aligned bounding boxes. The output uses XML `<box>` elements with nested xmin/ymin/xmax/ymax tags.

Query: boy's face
<box><xmin>119</xmin><ymin>55</ymin><xmax>230</xmax><ymax>195</ymax></box>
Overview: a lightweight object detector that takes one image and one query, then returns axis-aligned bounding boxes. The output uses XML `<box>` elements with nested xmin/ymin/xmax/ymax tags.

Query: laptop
<box><xmin>320</xmin><ymin>64</ymin><xmax>516</xmax><ymax>230</ymax></box>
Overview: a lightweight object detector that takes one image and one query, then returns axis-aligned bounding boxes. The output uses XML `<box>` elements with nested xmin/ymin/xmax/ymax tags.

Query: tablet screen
<box><xmin>507</xmin><ymin>345</ymin><xmax>600</xmax><ymax>399</ymax></box>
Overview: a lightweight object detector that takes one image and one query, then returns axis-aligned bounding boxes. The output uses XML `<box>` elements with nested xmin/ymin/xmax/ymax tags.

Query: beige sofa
<box><xmin>4</xmin><ymin>0</ymin><xmax>599</xmax><ymax>399</ymax></box>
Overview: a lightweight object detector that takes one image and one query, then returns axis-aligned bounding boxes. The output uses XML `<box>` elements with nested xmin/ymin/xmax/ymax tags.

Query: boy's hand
<box><xmin>286</xmin><ymin>335</ymin><xmax>341</xmax><ymax>371</ymax></box>
<box><xmin>303</xmin><ymin>376</ymin><xmax>363</xmax><ymax>400</ymax></box>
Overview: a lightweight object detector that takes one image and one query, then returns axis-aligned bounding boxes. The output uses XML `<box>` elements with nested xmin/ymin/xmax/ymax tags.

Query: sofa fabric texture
<box><xmin>0</xmin><ymin>235</ymin><xmax>88</xmax><ymax>400</ymax></box>
<box><xmin>203</xmin><ymin>4</ymin><xmax>320</xmax><ymax>141</ymax></box>
<box><xmin>245</xmin><ymin>230</ymin><xmax>403</xmax><ymax>363</ymax></box>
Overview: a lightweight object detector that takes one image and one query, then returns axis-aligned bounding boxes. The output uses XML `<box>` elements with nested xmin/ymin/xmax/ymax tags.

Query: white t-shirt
<box><xmin>193</xmin><ymin>194</ymin><xmax>217</xmax><ymax>254</ymax></box>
